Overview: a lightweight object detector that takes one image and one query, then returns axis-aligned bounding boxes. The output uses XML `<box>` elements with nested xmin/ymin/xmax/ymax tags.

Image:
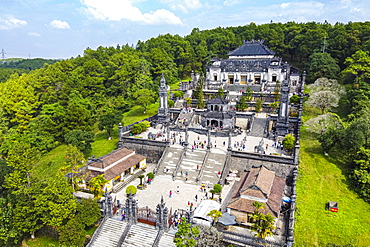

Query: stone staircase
<box><xmin>121</xmin><ymin>223</ymin><xmax>158</xmax><ymax>247</ymax></box>
<box><xmin>90</xmin><ymin>218</ymin><xmax>126</xmax><ymax>247</ymax></box>
<box><xmin>175</xmin><ymin>149</ymin><xmax>206</xmax><ymax>184</ymax></box>
<box><xmin>249</xmin><ymin>116</ymin><xmax>267</xmax><ymax>137</ymax></box>
<box><xmin>157</xmin><ymin>232</ymin><xmax>176</xmax><ymax>247</ymax></box>
<box><xmin>156</xmin><ymin>147</ymin><xmax>183</xmax><ymax>176</ymax></box>
<box><xmin>201</xmin><ymin>152</ymin><xmax>226</xmax><ymax>186</ymax></box>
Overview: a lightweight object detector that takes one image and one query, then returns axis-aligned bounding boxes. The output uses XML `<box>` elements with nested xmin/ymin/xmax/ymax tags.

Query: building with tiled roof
<box><xmin>226</xmin><ymin>165</ymin><xmax>285</xmax><ymax>224</ymax></box>
<box><xmin>206</xmin><ymin>40</ymin><xmax>299</xmax><ymax>91</ymax></box>
<box><xmin>87</xmin><ymin>148</ymin><xmax>146</xmax><ymax>191</ymax></box>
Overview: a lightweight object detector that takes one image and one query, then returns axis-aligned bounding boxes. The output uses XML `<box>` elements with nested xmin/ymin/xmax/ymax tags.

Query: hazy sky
<box><xmin>0</xmin><ymin>0</ymin><xmax>369</xmax><ymax>59</ymax></box>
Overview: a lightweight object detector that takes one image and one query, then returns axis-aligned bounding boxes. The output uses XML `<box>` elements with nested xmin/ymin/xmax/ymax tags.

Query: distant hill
<box><xmin>0</xmin><ymin>58</ymin><xmax>59</xmax><ymax>70</ymax></box>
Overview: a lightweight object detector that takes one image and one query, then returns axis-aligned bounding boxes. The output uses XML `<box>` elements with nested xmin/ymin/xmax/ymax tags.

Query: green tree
<box><xmin>282</xmin><ymin>134</ymin><xmax>295</xmax><ymax>150</ymax></box>
<box><xmin>60</xmin><ymin>145</ymin><xmax>86</xmax><ymax>190</ymax></box>
<box><xmin>35</xmin><ymin>174</ymin><xmax>78</xmax><ymax>228</ymax></box>
<box><xmin>250</xmin><ymin>201</ymin><xmax>276</xmax><ymax>239</ymax></box>
<box><xmin>147</xmin><ymin>172</ymin><xmax>155</xmax><ymax>180</ymax></box>
<box><xmin>237</xmin><ymin>95</ymin><xmax>248</xmax><ymax>111</ymax></box>
<box><xmin>290</xmin><ymin>95</ymin><xmax>300</xmax><ymax>105</ymax></box>
<box><xmin>98</xmin><ymin>109</ymin><xmax>122</xmax><ymax>139</ymax></box>
<box><xmin>269</xmin><ymin>101</ymin><xmax>280</xmax><ymax>113</ymax></box>
<box><xmin>173</xmin><ymin>91</ymin><xmax>184</xmax><ymax>99</ymax></box>
<box><xmin>76</xmin><ymin>198</ymin><xmax>102</xmax><ymax>227</ymax></box>
<box><xmin>307</xmin><ymin>52</ymin><xmax>340</xmax><ymax>83</ymax></box>
<box><xmin>133</xmin><ymin>89</ymin><xmax>155</xmax><ymax>113</ymax></box>
<box><xmin>185</xmin><ymin>97</ymin><xmax>192</xmax><ymax>107</ymax></box>
<box><xmin>64</xmin><ymin>130</ymin><xmax>95</xmax><ymax>156</ymax></box>
<box><xmin>342</xmin><ymin>50</ymin><xmax>370</xmax><ymax>83</ymax></box>
<box><xmin>206</xmin><ymin>210</ymin><xmax>222</xmax><ymax>225</ymax></box>
<box><xmin>138</xmin><ymin>175</ymin><xmax>145</xmax><ymax>186</ymax></box>
<box><xmin>126</xmin><ymin>185</ymin><xmax>138</xmax><ymax>195</ymax></box>
<box><xmin>3</xmin><ymin>143</ymin><xmax>43</xmax><ymax>240</ymax></box>
<box><xmin>197</xmin><ymin>92</ymin><xmax>205</xmax><ymax>109</ymax></box>
<box><xmin>88</xmin><ymin>175</ymin><xmax>108</xmax><ymax>198</ymax></box>
<box><xmin>210</xmin><ymin>184</ymin><xmax>222</xmax><ymax>199</ymax></box>
<box><xmin>58</xmin><ymin>218</ymin><xmax>85</xmax><ymax>247</ymax></box>
<box><xmin>245</xmin><ymin>87</ymin><xmax>253</xmax><ymax>101</ymax></box>
<box><xmin>174</xmin><ymin>217</ymin><xmax>200</xmax><ymax>247</ymax></box>
<box><xmin>217</xmin><ymin>88</ymin><xmax>225</xmax><ymax>99</ymax></box>
<box><xmin>255</xmin><ymin>98</ymin><xmax>263</xmax><ymax>113</ymax></box>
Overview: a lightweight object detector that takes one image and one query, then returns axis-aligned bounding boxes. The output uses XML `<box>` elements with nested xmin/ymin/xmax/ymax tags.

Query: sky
<box><xmin>0</xmin><ymin>0</ymin><xmax>369</xmax><ymax>59</ymax></box>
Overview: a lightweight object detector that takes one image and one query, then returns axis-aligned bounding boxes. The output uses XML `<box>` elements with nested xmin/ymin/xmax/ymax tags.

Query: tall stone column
<box><xmin>157</xmin><ymin>73</ymin><xmax>170</xmax><ymax>124</ymax></box>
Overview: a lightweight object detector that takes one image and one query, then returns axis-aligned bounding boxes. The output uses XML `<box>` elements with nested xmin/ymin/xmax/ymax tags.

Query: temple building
<box><xmin>226</xmin><ymin>165</ymin><xmax>286</xmax><ymax>225</ymax></box>
<box><xmin>206</xmin><ymin>40</ymin><xmax>299</xmax><ymax>92</ymax></box>
<box><xmin>201</xmin><ymin>98</ymin><xmax>235</xmax><ymax>129</ymax></box>
<box><xmin>87</xmin><ymin>148</ymin><xmax>146</xmax><ymax>191</ymax></box>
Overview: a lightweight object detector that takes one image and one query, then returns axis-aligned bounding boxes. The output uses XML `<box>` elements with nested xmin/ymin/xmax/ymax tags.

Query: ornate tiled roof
<box><xmin>207</xmin><ymin>98</ymin><xmax>229</xmax><ymax>105</ymax></box>
<box><xmin>228</xmin><ymin>40</ymin><xmax>275</xmax><ymax>56</ymax></box>
<box><xmin>227</xmin><ymin>166</ymin><xmax>286</xmax><ymax>217</ymax></box>
<box><xmin>203</xmin><ymin>111</ymin><xmax>233</xmax><ymax>119</ymax></box>
<box><xmin>89</xmin><ymin>148</ymin><xmax>134</xmax><ymax>168</ymax></box>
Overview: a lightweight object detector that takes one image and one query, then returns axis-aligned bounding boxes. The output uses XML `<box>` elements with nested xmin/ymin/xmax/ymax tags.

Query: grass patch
<box><xmin>122</xmin><ymin>102</ymin><xmax>159</xmax><ymax>126</ymax></box>
<box><xmin>25</xmin><ymin>236</ymin><xmax>59</xmax><ymax>247</ymax></box>
<box><xmin>295</xmin><ymin>129</ymin><xmax>370</xmax><ymax>246</ymax></box>
<box><xmin>33</xmin><ymin>145</ymin><xmax>68</xmax><ymax>178</ymax></box>
<box><xmin>90</xmin><ymin>130</ymin><xmax>118</xmax><ymax>158</ymax></box>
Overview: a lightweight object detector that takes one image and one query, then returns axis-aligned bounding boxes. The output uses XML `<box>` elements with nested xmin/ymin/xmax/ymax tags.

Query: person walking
<box><xmin>176</xmin><ymin>186</ymin><xmax>180</xmax><ymax>193</ymax></box>
<box><xmin>195</xmin><ymin>194</ymin><xmax>198</xmax><ymax>202</ymax></box>
<box><xmin>219</xmin><ymin>196</ymin><xmax>222</xmax><ymax>203</ymax></box>
<box><xmin>169</xmin><ymin>190</ymin><xmax>172</xmax><ymax>198</ymax></box>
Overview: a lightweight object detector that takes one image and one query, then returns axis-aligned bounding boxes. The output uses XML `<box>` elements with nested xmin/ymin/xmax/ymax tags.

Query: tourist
<box><xmin>169</xmin><ymin>190</ymin><xmax>172</xmax><ymax>198</ymax></box>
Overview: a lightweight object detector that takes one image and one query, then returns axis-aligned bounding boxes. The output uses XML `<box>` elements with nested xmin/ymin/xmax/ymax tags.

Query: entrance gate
<box><xmin>137</xmin><ymin>206</ymin><xmax>156</xmax><ymax>226</ymax></box>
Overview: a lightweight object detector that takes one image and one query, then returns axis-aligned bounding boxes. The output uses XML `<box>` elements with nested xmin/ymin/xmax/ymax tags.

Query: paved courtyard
<box><xmin>113</xmin><ymin>162</ymin><xmax>236</xmax><ymax>212</ymax></box>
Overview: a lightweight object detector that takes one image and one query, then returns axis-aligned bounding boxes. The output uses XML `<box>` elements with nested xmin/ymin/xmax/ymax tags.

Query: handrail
<box><xmin>171</xmin><ymin>149</ymin><xmax>185</xmax><ymax>181</ymax></box>
<box><xmin>195</xmin><ymin>150</ymin><xmax>210</xmax><ymax>184</ymax></box>
<box><xmin>116</xmin><ymin>222</ymin><xmax>132</xmax><ymax>247</ymax></box>
<box><xmin>152</xmin><ymin>229</ymin><xmax>164</xmax><ymax>247</ymax></box>
<box><xmin>153</xmin><ymin>146</ymin><xmax>169</xmax><ymax>175</ymax></box>
<box><xmin>85</xmin><ymin>217</ymin><xmax>108</xmax><ymax>247</ymax></box>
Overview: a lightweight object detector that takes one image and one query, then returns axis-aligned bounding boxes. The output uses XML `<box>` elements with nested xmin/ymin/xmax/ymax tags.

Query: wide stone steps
<box><xmin>156</xmin><ymin>147</ymin><xmax>183</xmax><ymax>176</ymax></box>
<box><xmin>91</xmin><ymin>218</ymin><xmax>126</xmax><ymax>247</ymax></box>
<box><xmin>201</xmin><ymin>152</ymin><xmax>226</xmax><ymax>186</ymax></box>
<box><xmin>121</xmin><ymin>223</ymin><xmax>158</xmax><ymax>247</ymax></box>
<box><xmin>158</xmin><ymin>232</ymin><xmax>176</xmax><ymax>247</ymax></box>
<box><xmin>249</xmin><ymin>116</ymin><xmax>267</xmax><ymax>137</ymax></box>
<box><xmin>175</xmin><ymin>149</ymin><xmax>206</xmax><ymax>184</ymax></box>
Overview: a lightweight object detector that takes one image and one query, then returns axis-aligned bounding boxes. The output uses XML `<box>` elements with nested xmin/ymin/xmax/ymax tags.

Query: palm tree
<box><xmin>207</xmin><ymin>210</ymin><xmax>222</xmax><ymax>226</ymax></box>
<box><xmin>250</xmin><ymin>201</ymin><xmax>276</xmax><ymax>239</ymax></box>
<box><xmin>138</xmin><ymin>175</ymin><xmax>145</xmax><ymax>185</ymax></box>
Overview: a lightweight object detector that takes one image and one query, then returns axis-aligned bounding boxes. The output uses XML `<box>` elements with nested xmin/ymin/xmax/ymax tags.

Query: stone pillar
<box><xmin>227</xmin><ymin>131</ymin><xmax>232</xmax><ymax>153</ymax></box>
<box><xmin>125</xmin><ymin>192</ymin><xmax>138</xmax><ymax>224</ymax></box>
<box><xmin>118</xmin><ymin>123</ymin><xmax>123</xmax><ymax>148</ymax></box>
<box><xmin>157</xmin><ymin>73</ymin><xmax>170</xmax><ymax>124</ymax></box>
<box><xmin>156</xmin><ymin>196</ymin><xmax>168</xmax><ymax>230</ymax></box>
<box><xmin>207</xmin><ymin>128</ymin><xmax>211</xmax><ymax>150</ymax></box>
<box><xmin>103</xmin><ymin>190</ymin><xmax>113</xmax><ymax>217</ymax></box>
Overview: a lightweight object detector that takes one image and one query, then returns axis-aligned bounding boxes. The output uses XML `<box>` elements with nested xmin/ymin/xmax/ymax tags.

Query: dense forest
<box><xmin>0</xmin><ymin>21</ymin><xmax>370</xmax><ymax>245</ymax></box>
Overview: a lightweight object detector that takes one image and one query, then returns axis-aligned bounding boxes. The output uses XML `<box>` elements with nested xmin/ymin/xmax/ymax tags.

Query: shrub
<box><xmin>147</xmin><ymin>172</ymin><xmax>155</xmax><ymax>180</ymax></box>
<box><xmin>290</xmin><ymin>94</ymin><xmax>300</xmax><ymax>104</ymax></box>
<box><xmin>283</xmin><ymin>134</ymin><xmax>295</xmax><ymax>150</ymax></box>
<box><xmin>213</xmin><ymin>184</ymin><xmax>222</xmax><ymax>193</ymax></box>
<box><xmin>126</xmin><ymin>185</ymin><xmax>137</xmax><ymax>195</ymax></box>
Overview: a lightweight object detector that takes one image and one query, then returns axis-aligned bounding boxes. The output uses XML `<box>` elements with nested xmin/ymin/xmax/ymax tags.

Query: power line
<box><xmin>1</xmin><ymin>49</ymin><xmax>5</xmax><ymax>62</ymax></box>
